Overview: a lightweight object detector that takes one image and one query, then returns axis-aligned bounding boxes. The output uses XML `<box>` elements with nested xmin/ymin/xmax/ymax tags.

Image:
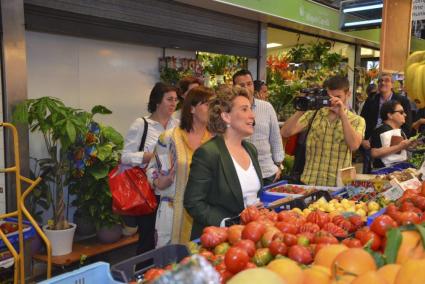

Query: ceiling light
<box><xmin>343</xmin><ymin>4</ymin><xmax>383</xmax><ymax>13</ymax></box>
<box><xmin>267</xmin><ymin>43</ymin><xmax>282</xmax><ymax>48</ymax></box>
<box><xmin>344</xmin><ymin>19</ymin><xmax>382</xmax><ymax>27</ymax></box>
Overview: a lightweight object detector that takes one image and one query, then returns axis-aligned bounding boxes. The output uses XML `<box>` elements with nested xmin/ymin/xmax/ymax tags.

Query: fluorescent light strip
<box><xmin>267</xmin><ymin>43</ymin><xmax>282</xmax><ymax>48</ymax></box>
<box><xmin>344</xmin><ymin>19</ymin><xmax>382</xmax><ymax>27</ymax></box>
<box><xmin>343</xmin><ymin>4</ymin><xmax>383</xmax><ymax>13</ymax></box>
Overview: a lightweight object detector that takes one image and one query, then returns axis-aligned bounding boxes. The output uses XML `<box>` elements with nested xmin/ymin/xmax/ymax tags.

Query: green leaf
<box><xmin>102</xmin><ymin>126</ymin><xmax>124</xmax><ymax>147</ymax></box>
<box><xmin>364</xmin><ymin>244</ymin><xmax>385</xmax><ymax>268</ymax></box>
<box><xmin>384</xmin><ymin>228</ymin><xmax>402</xmax><ymax>264</ymax></box>
<box><xmin>415</xmin><ymin>224</ymin><xmax>425</xmax><ymax>248</ymax></box>
<box><xmin>96</xmin><ymin>144</ymin><xmax>113</xmax><ymax>161</ymax></box>
<box><xmin>65</xmin><ymin>120</ymin><xmax>77</xmax><ymax>143</ymax></box>
<box><xmin>88</xmin><ymin>164</ymin><xmax>109</xmax><ymax>180</ymax></box>
<box><xmin>91</xmin><ymin>105</ymin><xmax>112</xmax><ymax>115</ymax></box>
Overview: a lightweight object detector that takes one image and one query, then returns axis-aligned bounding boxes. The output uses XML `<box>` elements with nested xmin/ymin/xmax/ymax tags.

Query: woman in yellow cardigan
<box><xmin>147</xmin><ymin>86</ymin><xmax>214</xmax><ymax>247</ymax></box>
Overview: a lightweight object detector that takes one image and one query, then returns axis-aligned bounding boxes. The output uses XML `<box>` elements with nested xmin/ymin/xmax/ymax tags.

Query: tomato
<box><xmin>297</xmin><ymin>235</ymin><xmax>310</xmax><ymax>246</ymax></box>
<box><xmin>283</xmin><ymin>233</ymin><xmax>298</xmax><ymax>246</ymax></box>
<box><xmin>386</xmin><ymin>204</ymin><xmax>399</xmax><ymax>220</ymax></box>
<box><xmin>277</xmin><ymin>211</ymin><xmax>306</xmax><ymax>226</ymax></box>
<box><xmin>240</xmin><ymin>206</ymin><xmax>261</xmax><ymax>224</ymax></box>
<box><xmin>227</xmin><ymin>225</ymin><xmax>244</xmax><ymax>245</ymax></box>
<box><xmin>356</xmin><ymin>228</ymin><xmax>382</xmax><ymax>251</ymax></box>
<box><xmin>199</xmin><ymin>250</ymin><xmax>214</xmax><ymax>261</ymax></box>
<box><xmin>241</xmin><ymin>221</ymin><xmax>266</xmax><ymax>243</ymax></box>
<box><xmin>297</xmin><ymin>232</ymin><xmax>314</xmax><ymax>243</ymax></box>
<box><xmin>342</xmin><ymin>238</ymin><xmax>362</xmax><ymax>248</ymax></box>
<box><xmin>421</xmin><ymin>181</ymin><xmax>425</xmax><ymax>197</ymax></box>
<box><xmin>307</xmin><ymin>210</ymin><xmax>330</xmax><ymax>228</ymax></box>
<box><xmin>252</xmin><ymin>248</ymin><xmax>273</xmax><ymax>266</ymax></box>
<box><xmin>144</xmin><ymin>268</ymin><xmax>166</xmax><ymax>282</ymax></box>
<box><xmin>268</xmin><ymin>240</ymin><xmax>288</xmax><ymax>256</ymax></box>
<box><xmin>348</xmin><ymin>215</ymin><xmax>364</xmax><ymax>229</ymax></box>
<box><xmin>398</xmin><ymin>211</ymin><xmax>421</xmax><ymax>225</ymax></box>
<box><xmin>288</xmin><ymin>245</ymin><xmax>313</xmax><ymax>264</ymax></box>
<box><xmin>261</xmin><ymin>230</ymin><xmax>280</xmax><ymax>248</ymax></box>
<box><xmin>275</xmin><ymin>221</ymin><xmax>298</xmax><ymax>234</ymax></box>
<box><xmin>332</xmin><ymin>215</ymin><xmax>353</xmax><ymax>232</ymax></box>
<box><xmin>201</xmin><ymin>227</ymin><xmax>228</xmax><ymax>248</ymax></box>
<box><xmin>412</xmin><ymin>195</ymin><xmax>425</xmax><ymax>210</ymax></box>
<box><xmin>265</xmin><ymin>210</ymin><xmax>278</xmax><ymax>222</ymax></box>
<box><xmin>218</xmin><ymin>270</ymin><xmax>233</xmax><ymax>284</ymax></box>
<box><xmin>322</xmin><ymin>222</ymin><xmax>348</xmax><ymax>238</ymax></box>
<box><xmin>214</xmin><ymin>242</ymin><xmax>230</xmax><ymax>255</ymax></box>
<box><xmin>313</xmin><ymin>231</ymin><xmax>338</xmax><ymax>244</ymax></box>
<box><xmin>400</xmin><ymin>201</ymin><xmax>415</xmax><ymax>212</ymax></box>
<box><xmin>224</xmin><ymin>247</ymin><xmax>249</xmax><ymax>274</ymax></box>
<box><xmin>370</xmin><ymin>214</ymin><xmax>397</xmax><ymax>237</ymax></box>
<box><xmin>234</xmin><ymin>239</ymin><xmax>256</xmax><ymax>257</ymax></box>
<box><xmin>299</xmin><ymin>222</ymin><xmax>320</xmax><ymax>234</ymax></box>
<box><xmin>210</xmin><ymin>254</ymin><xmax>224</xmax><ymax>266</ymax></box>
<box><xmin>244</xmin><ymin>262</ymin><xmax>257</xmax><ymax>269</ymax></box>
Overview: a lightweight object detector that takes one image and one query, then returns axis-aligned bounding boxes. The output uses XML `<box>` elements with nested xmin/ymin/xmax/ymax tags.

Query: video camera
<box><xmin>293</xmin><ymin>88</ymin><xmax>330</xmax><ymax>111</ymax></box>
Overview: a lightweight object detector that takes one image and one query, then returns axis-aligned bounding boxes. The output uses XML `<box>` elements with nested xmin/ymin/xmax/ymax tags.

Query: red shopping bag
<box><xmin>108</xmin><ymin>165</ymin><xmax>157</xmax><ymax>215</ymax></box>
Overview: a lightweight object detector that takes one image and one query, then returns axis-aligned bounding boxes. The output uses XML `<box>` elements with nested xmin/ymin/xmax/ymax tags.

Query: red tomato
<box><xmin>297</xmin><ymin>235</ymin><xmax>310</xmax><ymax>246</ymax></box>
<box><xmin>288</xmin><ymin>245</ymin><xmax>313</xmax><ymax>264</ymax></box>
<box><xmin>412</xmin><ymin>195</ymin><xmax>425</xmax><ymax>210</ymax></box>
<box><xmin>370</xmin><ymin>214</ymin><xmax>397</xmax><ymax>237</ymax></box>
<box><xmin>283</xmin><ymin>233</ymin><xmax>298</xmax><ymax>246</ymax></box>
<box><xmin>240</xmin><ymin>206</ymin><xmax>261</xmax><ymax>224</ymax></box>
<box><xmin>342</xmin><ymin>238</ymin><xmax>362</xmax><ymax>248</ymax></box>
<box><xmin>214</xmin><ymin>242</ymin><xmax>230</xmax><ymax>255</ymax></box>
<box><xmin>144</xmin><ymin>268</ymin><xmax>166</xmax><ymax>282</ymax></box>
<box><xmin>227</xmin><ymin>225</ymin><xmax>244</xmax><ymax>245</ymax></box>
<box><xmin>299</xmin><ymin>222</ymin><xmax>320</xmax><ymax>234</ymax></box>
<box><xmin>244</xmin><ymin>262</ymin><xmax>257</xmax><ymax>269</ymax></box>
<box><xmin>400</xmin><ymin>201</ymin><xmax>415</xmax><ymax>212</ymax></box>
<box><xmin>275</xmin><ymin>221</ymin><xmax>298</xmax><ymax>234</ymax></box>
<box><xmin>277</xmin><ymin>211</ymin><xmax>306</xmax><ymax>227</ymax></box>
<box><xmin>218</xmin><ymin>270</ymin><xmax>233</xmax><ymax>284</ymax></box>
<box><xmin>386</xmin><ymin>204</ymin><xmax>399</xmax><ymax>220</ymax></box>
<box><xmin>268</xmin><ymin>240</ymin><xmax>288</xmax><ymax>256</ymax></box>
<box><xmin>322</xmin><ymin>222</ymin><xmax>348</xmax><ymax>238</ymax></box>
<box><xmin>241</xmin><ymin>221</ymin><xmax>266</xmax><ymax>243</ymax></box>
<box><xmin>348</xmin><ymin>215</ymin><xmax>364</xmax><ymax>229</ymax></box>
<box><xmin>199</xmin><ymin>250</ymin><xmax>214</xmax><ymax>261</ymax></box>
<box><xmin>306</xmin><ymin>210</ymin><xmax>330</xmax><ymax>228</ymax></box>
<box><xmin>234</xmin><ymin>239</ymin><xmax>256</xmax><ymax>257</ymax></box>
<box><xmin>224</xmin><ymin>247</ymin><xmax>249</xmax><ymax>274</ymax></box>
<box><xmin>398</xmin><ymin>211</ymin><xmax>421</xmax><ymax>225</ymax></box>
<box><xmin>356</xmin><ymin>229</ymin><xmax>382</xmax><ymax>251</ymax></box>
<box><xmin>313</xmin><ymin>231</ymin><xmax>338</xmax><ymax>244</ymax></box>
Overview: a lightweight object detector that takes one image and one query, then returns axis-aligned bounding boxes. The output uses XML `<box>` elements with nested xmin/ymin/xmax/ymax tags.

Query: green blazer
<box><xmin>184</xmin><ymin>135</ymin><xmax>263</xmax><ymax>239</ymax></box>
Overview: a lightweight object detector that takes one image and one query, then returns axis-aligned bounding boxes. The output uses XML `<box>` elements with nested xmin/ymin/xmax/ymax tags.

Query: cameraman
<box><xmin>280</xmin><ymin>75</ymin><xmax>365</xmax><ymax>186</ymax></box>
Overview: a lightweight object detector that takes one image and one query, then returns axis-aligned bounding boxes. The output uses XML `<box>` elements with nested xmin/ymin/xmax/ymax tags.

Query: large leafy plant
<box><xmin>13</xmin><ymin>97</ymin><xmax>111</xmax><ymax>230</ymax></box>
<box><xmin>68</xmin><ymin>121</ymin><xmax>123</xmax><ymax>229</ymax></box>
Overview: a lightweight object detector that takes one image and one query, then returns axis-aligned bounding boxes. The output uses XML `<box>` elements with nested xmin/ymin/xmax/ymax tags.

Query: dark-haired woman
<box><xmin>121</xmin><ymin>82</ymin><xmax>179</xmax><ymax>253</ymax></box>
<box><xmin>184</xmin><ymin>86</ymin><xmax>263</xmax><ymax>239</ymax></box>
<box><xmin>147</xmin><ymin>86</ymin><xmax>213</xmax><ymax>247</ymax></box>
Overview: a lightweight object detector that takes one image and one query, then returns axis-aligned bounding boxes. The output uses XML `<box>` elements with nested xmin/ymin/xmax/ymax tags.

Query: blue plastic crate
<box><xmin>38</xmin><ymin>262</ymin><xmax>124</xmax><ymax>284</ymax></box>
<box><xmin>371</xmin><ymin>162</ymin><xmax>413</xmax><ymax>175</ymax></box>
<box><xmin>259</xmin><ymin>180</ymin><xmax>290</xmax><ymax>206</ymax></box>
<box><xmin>0</xmin><ymin>218</ymin><xmax>36</xmax><ymax>252</ymax></box>
<box><xmin>366</xmin><ymin>207</ymin><xmax>387</xmax><ymax>226</ymax></box>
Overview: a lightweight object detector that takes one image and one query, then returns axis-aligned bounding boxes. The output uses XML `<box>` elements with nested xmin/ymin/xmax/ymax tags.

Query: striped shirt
<box><xmin>245</xmin><ymin>99</ymin><xmax>284</xmax><ymax>179</ymax></box>
<box><xmin>300</xmin><ymin>108</ymin><xmax>365</xmax><ymax>186</ymax></box>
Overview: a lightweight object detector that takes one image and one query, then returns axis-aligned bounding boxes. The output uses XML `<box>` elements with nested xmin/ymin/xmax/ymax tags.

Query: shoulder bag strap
<box><xmin>138</xmin><ymin>117</ymin><xmax>149</xmax><ymax>151</ymax></box>
<box><xmin>305</xmin><ymin>109</ymin><xmax>319</xmax><ymax>137</ymax></box>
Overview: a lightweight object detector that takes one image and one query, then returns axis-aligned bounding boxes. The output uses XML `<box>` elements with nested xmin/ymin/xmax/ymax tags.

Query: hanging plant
<box><xmin>286</xmin><ymin>44</ymin><xmax>308</xmax><ymax>63</ymax></box>
<box><xmin>308</xmin><ymin>41</ymin><xmax>332</xmax><ymax>63</ymax></box>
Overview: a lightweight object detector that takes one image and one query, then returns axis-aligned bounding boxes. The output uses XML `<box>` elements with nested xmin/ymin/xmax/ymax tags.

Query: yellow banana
<box><xmin>405</xmin><ymin>62</ymin><xmax>423</xmax><ymax>102</ymax></box>
<box><xmin>412</xmin><ymin>64</ymin><xmax>425</xmax><ymax>108</ymax></box>
<box><xmin>421</xmin><ymin>64</ymin><xmax>425</xmax><ymax>108</ymax></box>
<box><xmin>406</xmin><ymin>51</ymin><xmax>425</xmax><ymax>68</ymax></box>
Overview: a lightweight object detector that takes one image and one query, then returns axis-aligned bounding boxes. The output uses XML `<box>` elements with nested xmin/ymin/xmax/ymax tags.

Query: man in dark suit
<box><xmin>360</xmin><ymin>73</ymin><xmax>412</xmax><ymax>171</ymax></box>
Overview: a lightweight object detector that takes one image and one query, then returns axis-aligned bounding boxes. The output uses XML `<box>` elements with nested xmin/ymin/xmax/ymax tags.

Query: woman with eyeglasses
<box><xmin>370</xmin><ymin>100</ymin><xmax>414</xmax><ymax>168</ymax></box>
<box><xmin>146</xmin><ymin>86</ymin><xmax>214</xmax><ymax>247</ymax></box>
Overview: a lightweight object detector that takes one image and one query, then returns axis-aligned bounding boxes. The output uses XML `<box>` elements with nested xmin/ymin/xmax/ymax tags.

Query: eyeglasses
<box><xmin>392</xmin><ymin>110</ymin><xmax>405</xmax><ymax>115</ymax></box>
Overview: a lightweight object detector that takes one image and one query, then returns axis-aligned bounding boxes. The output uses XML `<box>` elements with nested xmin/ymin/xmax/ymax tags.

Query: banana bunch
<box><xmin>405</xmin><ymin>51</ymin><xmax>425</xmax><ymax>108</ymax></box>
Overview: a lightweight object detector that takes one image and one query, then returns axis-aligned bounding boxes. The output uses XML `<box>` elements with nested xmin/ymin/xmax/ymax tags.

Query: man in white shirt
<box><xmin>233</xmin><ymin>69</ymin><xmax>284</xmax><ymax>185</ymax></box>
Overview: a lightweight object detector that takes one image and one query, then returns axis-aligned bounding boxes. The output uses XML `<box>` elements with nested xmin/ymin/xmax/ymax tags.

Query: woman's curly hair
<box><xmin>208</xmin><ymin>85</ymin><xmax>250</xmax><ymax>134</ymax></box>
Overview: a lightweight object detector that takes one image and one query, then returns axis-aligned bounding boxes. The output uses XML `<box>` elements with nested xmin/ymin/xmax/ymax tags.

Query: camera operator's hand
<box><xmin>329</xmin><ymin>96</ymin><xmax>346</xmax><ymax>117</ymax></box>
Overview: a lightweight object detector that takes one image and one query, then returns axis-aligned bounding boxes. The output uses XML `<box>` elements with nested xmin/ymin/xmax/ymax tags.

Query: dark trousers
<box><xmin>136</xmin><ymin>195</ymin><xmax>160</xmax><ymax>254</ymax></box>
<box><xmin>360</xmin><ymin>146</ymin><xmax>372</xmax><ymax>174</ymax></box>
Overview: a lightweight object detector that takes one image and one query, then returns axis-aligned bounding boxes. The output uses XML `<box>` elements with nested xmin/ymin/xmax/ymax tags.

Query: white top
<box><xmin>231</xmin><ymin>156</ymin><xmax>261</xmax><ymax>208</ymax></box>
<box><xmin>121</xmin><ymin>116</ymin><xmax>180</xmax><ymax>168</ymax></box>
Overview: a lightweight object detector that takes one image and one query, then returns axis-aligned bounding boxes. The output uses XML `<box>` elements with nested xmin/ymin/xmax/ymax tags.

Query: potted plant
<box><xmin>68</xmin><ymin>120</ymin><xmax>124</xmax><ymax>243</ymax></box>
<box><xmin>13</xmin><ymin>97</ymin><xmax>112</xmax><ymax>255</ymax></box>
<box><xmin>209</xmin><ymin>55</ymin><xmax>230</xmax><ymax>84</ymax></box>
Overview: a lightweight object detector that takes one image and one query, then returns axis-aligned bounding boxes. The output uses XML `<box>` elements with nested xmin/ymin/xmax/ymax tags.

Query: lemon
<box><xmin>368</xmin><ymin>210</ymin><xmax>378</xmax><ymax>216</ymax></box>
<box><xmin>341</xmin><ymin>199</ymin><xmax>349</xmax><ymax>204</ymax></box>
<box><xmin>356</xmin><ymin>208</ymin><xmax>367</xmax><ymax>217</ymax></box>
<box><xmin>292</xmin><ymin>207</ymin><xmax>302</xmax><ymax>214</ymax></box>
<box><xmin>368</xmin><ymin>201</ymin><xmax>380</xmax><ymax>211</ymax></box>
<box><xmin>303</xmin><ymin>208</ymin><xmax>312</xmax><ymax>215</ymax></box>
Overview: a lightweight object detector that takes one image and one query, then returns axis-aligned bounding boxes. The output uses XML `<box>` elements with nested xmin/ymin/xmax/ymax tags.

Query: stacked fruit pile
<box><xmin>405</xmin><ymin>50</ymin><xmax>425</xmax><ymax>108</ymax></box>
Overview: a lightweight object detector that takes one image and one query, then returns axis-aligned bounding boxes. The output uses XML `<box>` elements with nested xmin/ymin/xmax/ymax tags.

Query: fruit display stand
<box><xmin>0</xmin><ymin>122</ymin><xmax>52</xmax><ymax>283</ymax></box>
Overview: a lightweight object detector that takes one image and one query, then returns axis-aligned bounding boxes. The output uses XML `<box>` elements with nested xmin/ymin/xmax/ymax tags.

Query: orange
<box><xmin>377</xmin><ymin>264</ymin><xmax>401</xmax><ymax>284</ymax></box>
<box><xmin>331</xmin><ymin>275</ymin><xmax>356</xmax><ymax>284</ymax></box>
<box><xmin>351</xmin><ymin>271</ymin><xmax>388</xmax><ymax>284</ymax></box>
<box><xmin>394</xmin><ymin>258</ymin><xmax>425</xmax><ymax>284</ymax></box>
<box><xmin>314</xmin><ymin>244</ymin><xmax>348</xmax><ymax>270</ymax></box>
<box><xmin>267</xmin><ymin>258</ymin><xmax>303</xmax><ymax>284</ymax></box>
<box><xmin>396</xmin><ymin>231</ymin><xmax>424</xmax><ymax>264</ymax></box>
<box><xmin>332</xmin><ymin>248</ymin><xmax>377</xmax><ymax>278</ymax></box>
<box><xmin>303</xmin><ymin>265</ymin><xmax>331</xmax><ymax>284</ymax></box>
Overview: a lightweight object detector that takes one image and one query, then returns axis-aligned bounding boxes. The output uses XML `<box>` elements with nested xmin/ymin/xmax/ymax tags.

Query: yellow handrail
<box><xmin>0</xmin><ymin>122</ymin><xmax>52</xmax><ymax>282</ymax></box>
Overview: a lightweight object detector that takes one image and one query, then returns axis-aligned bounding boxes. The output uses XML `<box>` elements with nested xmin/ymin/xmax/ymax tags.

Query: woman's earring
<box><xmin>226</xmin><ymin>124</ymin><xmax>231</xmax><ymax>128</ymax></box>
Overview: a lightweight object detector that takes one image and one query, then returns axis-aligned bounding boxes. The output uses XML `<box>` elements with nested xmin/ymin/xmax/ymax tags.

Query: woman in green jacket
<box><xmin>184</xmin><ymin>86</ymin><xmax>263</xmax><ymax>239</ymax></box>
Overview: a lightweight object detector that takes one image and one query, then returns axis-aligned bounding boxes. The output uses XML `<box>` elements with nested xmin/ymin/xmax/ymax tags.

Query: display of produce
<box><xmin>267</xmin><ymin>184</ymin><xmax>310</xmax><ymax>195</ymax></box>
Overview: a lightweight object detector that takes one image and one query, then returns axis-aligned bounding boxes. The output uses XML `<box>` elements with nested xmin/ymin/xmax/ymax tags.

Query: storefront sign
<box><xmin>413</xmin><ymin>0</ymin><xmax>425</xmax><ymax>21</ymax></box>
